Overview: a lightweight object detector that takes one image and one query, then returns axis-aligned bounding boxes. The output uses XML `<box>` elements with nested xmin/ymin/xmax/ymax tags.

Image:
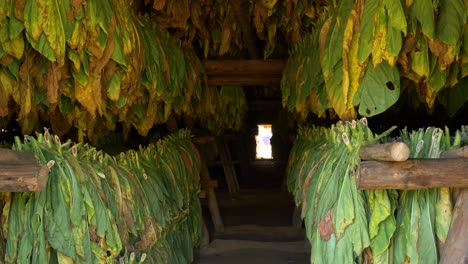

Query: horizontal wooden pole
<box><xmin>192</xmin><ymin>136</ymin><xmax>215</xmax><ymax>145</ymax></box>
<box><xmin>0</xmin><ymin>148</ymin><xmax>49</xmax><ymax>192</ymax></box>
<box><xmin>360</xmin><ymin>142</ymin><xmax>410</xmax><ymax>161</ymax></box>
<box><xmin>441</xmin><ymin>146</ymin><xmax>468</xmax><ymax>159</ymax></box>
<box><xmin>198</xmin><ymin>190</ymin><xmax>207</xmax><ymax>199</ymax></box>
<box><xmin>358</xmin><ymin>159</ymin><xmax>468</xmax><ymax>190</ymax></box>
<box><xmin>203</xmin><ymin>60</ymin><xmax>285</xmax><ymax>76</ymax></box>
<box><xmin>206</xmin><ymin>74</ymin><xmax>282</xmax><ymax>86</ymax></box>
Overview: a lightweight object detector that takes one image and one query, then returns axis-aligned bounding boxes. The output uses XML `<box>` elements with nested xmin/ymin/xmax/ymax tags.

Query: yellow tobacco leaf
<box><xmin>75</xmin><ymin>75</ymin><xmax>97</xmax><ymax>117</ymax></box>
<box><xmin>371</xmin><ymin>13</ymin><xmax>386</xmax><ymax>67</ymax></box>
<box><xmin>411</xmin><ymin>38</ymin><xmax>430</xmax><ymax>78</ymax></box>
<box><xmin>1</xmin><ymin>34</ymin><xmax>24</xmax><ymax>59</ymax></box>
<box><xmin>18</xmin><ymin>113</ymin><xmax>37</xmax><ymax>135</ymax></box>
<box><xmin>424</xmin><ymin>83</ymin><xmax>437</xmax><ymax>109</ymax></box>
<box><xmin>136</xmin><ymin>93</ymin><xmax>157</xmax><ymax>136</ymax></box>
<box><xmin>153</xmin><ymin>0</ymin><xmax>167</xmax><ymax>11</ymax></box>
<box><xmin>68</xmin><ymin>21</ymin><xmax>87</xmax><ymax>51</ymax></box>
<box><xmin>18</xmin><ymin>81</ymin><xmax>32</xmax><ymax>119</ymax></box>
<box><xmin>428</xmin><ymin>38</ymin><xmax>457</xmax><ymax>71</ymax></box>
<box><xmin>24</xmin><ymin>0</ymin><xmax>43</xmax><ymax>42</ymax></box>
<box><xmin>40</xmin><ymin>0</ymin><xmax>66</xmax><ymax>65</ymax></box>
<box><xmin>260</xmin><ymin>0</ymin><xmax>278</xmax><ymax>9</ymax></box>
<box><xmin>342</xmin><ymin>9</ymin><xmax>357</xmax><ymax>116</ymax></box>
<box><xmin>219</xmin><ymin>22</ymin><xmax>232</xmax><ymax>56</ymax></box>
<box><xmin>319</xmin><ymin>17</ymin><xmax>333</xmax><ymax>63</ymax></box>
<box><xmin>0</xmin><ymin>73</ymin><xmax>10</xmax><ymax>116</ymax></box>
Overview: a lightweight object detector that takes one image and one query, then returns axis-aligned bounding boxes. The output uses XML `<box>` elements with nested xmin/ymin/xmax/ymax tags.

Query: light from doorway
<box><xmin>256</xmin><ymin>124</ymin><xmax>273</xmax><ymax>159</ymax></box>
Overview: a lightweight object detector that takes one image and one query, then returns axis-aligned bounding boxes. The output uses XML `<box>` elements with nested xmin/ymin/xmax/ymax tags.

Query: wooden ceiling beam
<box><xmin>203</xmin><ymin>60</ymin><xmax>285</xmax><ymax>76</ymax></box>
<box><xmin>203</xmin><ymin>60</ymin><xmax>286</xmax><ymax>86</ymax></box>
<box><xmin>206</xmin><ymin>75</ymin><xmax>282</xmax><ymax>87</ymax></box>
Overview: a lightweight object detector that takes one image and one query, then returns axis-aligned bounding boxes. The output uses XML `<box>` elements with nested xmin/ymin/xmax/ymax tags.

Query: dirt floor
<box><xmin>195</xmin><ymin>189</ymin><xmax>310</xmax><ymax>264</ymax></box>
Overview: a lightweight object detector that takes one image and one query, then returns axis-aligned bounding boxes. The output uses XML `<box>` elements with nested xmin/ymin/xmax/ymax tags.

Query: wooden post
<box><xmin>218</xmin><ymin>139</ymin><xmax>239</xmax><ymax>193</ymax></box>
<box><xmin>0</xmin><ymin>148</ymin><xmax>49</xmax><ymax>192</ymax></box>
<box><xmin>200</xmin><ymin>221</ymin><xmax>210</xmax><ymax>249</ymax></box>
<box><xmin>359</xmin><ymin>142</ymin><xmax>410</xmax><ymax>161</ymax></box>
<box><xmin>440</xmin><ymin>147</ymin><xmax>468</xmax><ymax>264</ymax></box>
<box><xmin>440</xmin><ymin>146</ymin><xmax>468</xmax><ymax>159</ymax></box>
<box><xmin>200</xmin><ymin>159</ymin><xmax>225</xmax><ymax>233</ymax></box>
<box><xmin>357</xmin><ymin>159</ymin><xmax>468</xmax><ymax>190</ymax></box>
<box><xmin>440</xmin><ymin>189</ymin><xmax>468</xmax><ymax>264</ymax></box>
<box><xmin>193</xmin><ymin>136</ymin><xmax>224</xmax><ymax>232</ymax></box>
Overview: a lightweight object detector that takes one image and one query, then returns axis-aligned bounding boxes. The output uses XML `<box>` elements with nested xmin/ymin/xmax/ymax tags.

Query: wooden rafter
<box><xmin>203</xmin><ymin>60</ymin><xmax>285</xmax><ymax>86</ymax></box>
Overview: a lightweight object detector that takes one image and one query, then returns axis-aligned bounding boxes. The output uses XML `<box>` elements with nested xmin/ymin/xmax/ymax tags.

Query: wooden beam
<box><xmin>359</xmin><ymin>142</ymin><xmax>410</xmax><ymax>162</ymax></box>
<box><xmin>0</xmin><ymin>148</ymin><xmax>49</xmax><ymax>192</ymax></box>
<box><xmin>441</xmin><ymin>146</ymin><xmax>468</xmax><ymax>159</ymax></box>
<box><xmin>197</xmin><ymin>149</ymin><xmax>224</xmax><ymax>232</ymax></box>
<box><xmin>218</xmin><ymin>139</ymin><xmax>240</xmax><ymax>193</ymax></box>
<box><xmin>192</xmin><ymin>136</ymin><xmax>215</xmax><ymax>145</ymax></box>
<box><xmin>357</xmin><ymin>159</ymin><xmax>468</xmax><ymax>190</ymax></box>
<box><xmin>206</xmin><ymin>74</ymin><xmax>282</xmax><ymax>86</ymax></box>
<box><xmin>203</xmin><ymin>60</ymin><xmax>285</xmax><ymax>76</ymax></box>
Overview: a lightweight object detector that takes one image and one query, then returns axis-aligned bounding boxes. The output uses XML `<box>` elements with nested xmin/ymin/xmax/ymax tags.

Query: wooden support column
<box><xmin>0</xmin><ymin>148</ymin><xmax>49</xmax><ymax>192</ymax></box>
<box><xmin>194</xmin><ymin>137</ymin><xmax>224</xmax><ymax>233</ymax></box>
<box><xmin>200</xmin><ymin>158</ymin><xmax>224</xmax><ymax>233</ymax></box>
<box><xmin>200</xmin><ymin>221</ymin><xmax>210</xmax><ymax>249</ymax></box>
<box><xmin>218</xmin><ymin>139</ymin><xmax>240</xmax><ymax>193</ymax></box>
<box><xmin>440</xmin><ymin>189</ymin><xmax>468</xmax><ymax>264</ymax></box>
<box><xmin>440</xmin><ymin>147</ymin><xmax>468</xmax><ymax>264</ymax></box>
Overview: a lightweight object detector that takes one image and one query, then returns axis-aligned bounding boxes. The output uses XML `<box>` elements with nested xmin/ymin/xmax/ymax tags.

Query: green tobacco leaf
<box><xmin>333</xmin><ymin>173</ymin><xmax>354</xmax><ymax>239</ymax></box>
<box><xmin>334</xmin><ymin>232</ymin><xmax>353</xmax><ymax>263</ymax></box>
<box><xmin>437</xmin><ymin>0</ymin><xmax>465</xmax><ymax>45</ymax></box>
<box><xmin>369</xmin><ymin>190</ymin><xmax>396</xmax><ymax>262</ymax></box>
<box><xmin>418</xmin><ymin>190</ymin><xmax>438</xmax><ymax>264</ymax></box>
<box><xmin>358</xmin><ymin>0</ymin><xmax>380</xmax><ymax>62</ymax></box>
<box><xmin>410</xmin><ymin>0</ymin><xmax>435</xmax><ymax>39</ymax></box>
<box><xmin>369</xmin><ymin>190</ymin><xmax>393</xmax><ymax>239</ymax></box>
<box><xmin>385</xmin><ymin>0</ymin><xmax>407</xmax><ymax>33</ymax></box>
<box><xmin>347</xmin><ymin>175</ymin><xmax>370</xmax><ymax>256</ymax></box>
<box><xmin>411</xmin><ymin>37</ymin><xmax>430</xmax><ymax>78</ymax></box>
<box><xmin>428</xmin><ymin>55</ymin><xmax>447</xmax><ymax>92</ymax></box>
<box><xmin>407</xmin><ymin>192</ymin><xmax>421</xmax><ymax>264</ymax></box>
<box><xmin>386</xmin><ymin>27</ymin><xmax>402</xmax><ymax>57</ymax></box>
<box><xmin>354</xmin><ymin>61</ymin><xmax>400</xmax><ymax>116</ymax></box>
<box><xmin>59</xmin><ymin>96</ymin><xmax>74</xmax><ymax>114</ymax></box>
